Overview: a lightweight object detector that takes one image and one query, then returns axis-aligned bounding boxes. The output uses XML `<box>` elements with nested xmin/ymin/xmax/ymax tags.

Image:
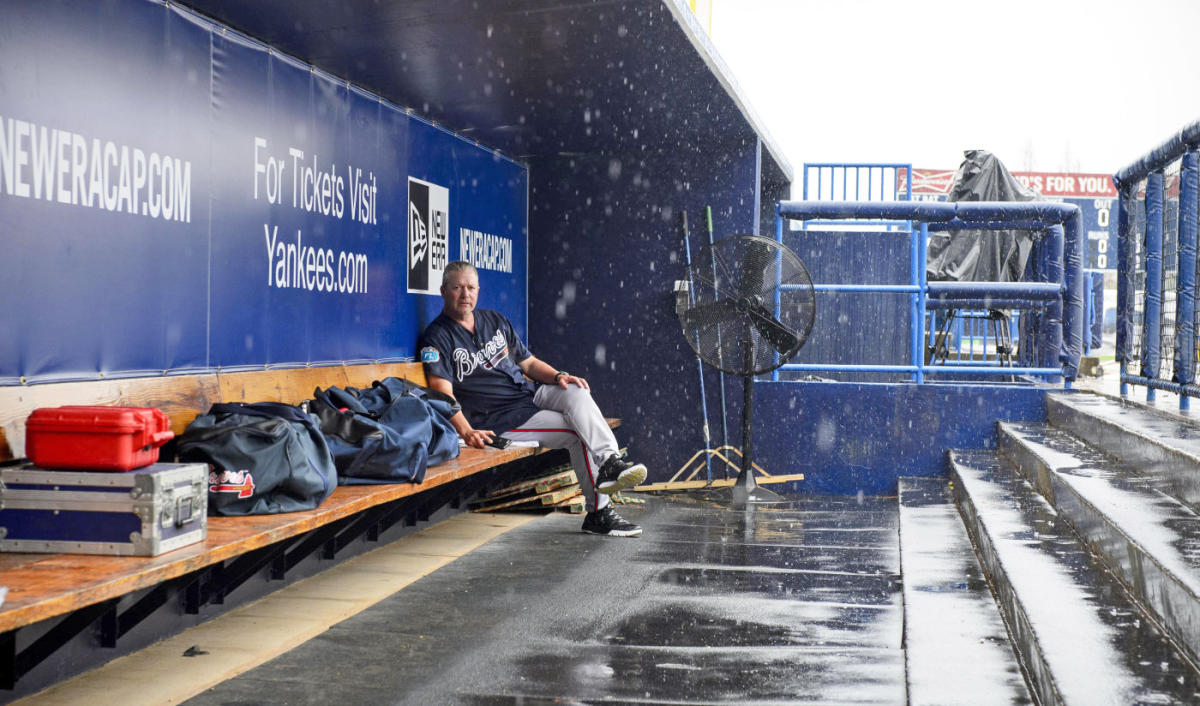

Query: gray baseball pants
<box><xmin>500</xmin><ymin>383</ymin><xmax>619</xmax><ymax>513</ymax></box>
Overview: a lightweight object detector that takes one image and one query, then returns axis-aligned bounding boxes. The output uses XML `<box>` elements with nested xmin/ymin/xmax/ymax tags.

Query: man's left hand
<box><xmin>558</xmin><ymin>373</ymin><xmax>589</xmax><ymax>390</ymax></box>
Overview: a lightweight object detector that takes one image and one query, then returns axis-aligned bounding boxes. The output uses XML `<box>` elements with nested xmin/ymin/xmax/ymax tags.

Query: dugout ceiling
<box><xmin>177</xmin><ymin>0</ymin><xmax>790</xmax><ymax>172</ymax></box>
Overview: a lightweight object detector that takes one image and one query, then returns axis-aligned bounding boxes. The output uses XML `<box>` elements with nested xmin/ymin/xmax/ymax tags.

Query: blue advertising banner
<box><xmin>0</xmin><ymin>1</ymin><xmax>212</xmax><ymax>383</ymax></box>
<box><xmin>0</xmin><ymin>0</ymin><xmax>527</xmax><ymax>384</ymax></box>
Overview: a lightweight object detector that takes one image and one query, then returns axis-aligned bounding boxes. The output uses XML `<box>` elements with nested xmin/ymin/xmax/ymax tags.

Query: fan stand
<box><xmin>711</xmin><ymin>340</ymin><xmax>786</xmax><ymax>507</ymax></box>
<box><xmin>680</xmin><ymin>233</ymin><xmax>814</xmax><ymax>508</ymax></box>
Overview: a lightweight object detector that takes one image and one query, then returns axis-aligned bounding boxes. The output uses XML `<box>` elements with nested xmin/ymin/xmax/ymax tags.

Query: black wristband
<box><xmin>554</xmin><ymin>370</ymin><xmax>569</xmax><ymax>381</ymax></box>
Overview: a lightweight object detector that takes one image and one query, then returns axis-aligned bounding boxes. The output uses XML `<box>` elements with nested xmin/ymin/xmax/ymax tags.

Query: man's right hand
<box><xmin>462</xmin><ymin>428</ymin><xmax>495</xmax><ymax>449</ymax></box>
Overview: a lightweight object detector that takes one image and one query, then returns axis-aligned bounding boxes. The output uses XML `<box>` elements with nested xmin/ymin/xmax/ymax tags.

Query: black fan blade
<box><xmin>737</xmin><ymin>238</ymin><xmax>774</xmax><ymax>298</ymax></box>
<box><xmin>748</xmin><ymin>303</ymin><xmax>800</xmax><ymax>354</ymax></box>
<box><xmin>680</xmin><ymin>297</ymin><xmax>741</xmax><ymax>332</ymax></box>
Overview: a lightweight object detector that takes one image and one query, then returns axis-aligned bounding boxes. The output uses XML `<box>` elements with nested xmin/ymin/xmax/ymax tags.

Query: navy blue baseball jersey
<box><xmin>418</xmin><ymin>309</ymin><xmax>540</xmax><ymax>434</ymax></box>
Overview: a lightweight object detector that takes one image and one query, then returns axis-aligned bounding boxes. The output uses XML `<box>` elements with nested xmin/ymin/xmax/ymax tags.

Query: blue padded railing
<box><xmin>774</xmin><ymin>200</ymin><xmax>1085</xmax><ymax>385</ymax></box>
<box><xmin>1114</xmin><ymin>120</ymin><xmax>1200</xmax><ymax>409</ymax></box>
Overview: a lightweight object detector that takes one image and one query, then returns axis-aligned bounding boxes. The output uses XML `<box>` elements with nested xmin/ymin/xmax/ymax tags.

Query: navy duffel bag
<box><xmin>178</xmin><ymin>402</ymin><xmax>338</xmax><ymax>516</ymax></box>
<box><xmin>309</xmin><ymin>377</ymin><xmax>460</xmax><ymax>485</ymax></box>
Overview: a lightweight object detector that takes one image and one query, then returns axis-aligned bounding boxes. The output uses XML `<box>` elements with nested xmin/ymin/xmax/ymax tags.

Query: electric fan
<box><xmin>679</xmin><ymin>234</ymin><xmax>816</xmax><ymax>504</ymax></box>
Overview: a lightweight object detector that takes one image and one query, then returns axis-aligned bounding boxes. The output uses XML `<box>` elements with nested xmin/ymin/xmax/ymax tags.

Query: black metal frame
<box><xmin>927</xmin><ymin>308</ymin><xmax>1016</xmax><ymax>367</ymax></box>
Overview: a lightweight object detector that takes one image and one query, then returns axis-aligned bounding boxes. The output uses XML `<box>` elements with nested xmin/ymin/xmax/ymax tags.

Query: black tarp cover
<box><xmin>926</xmin><ymin>150</ymin><xmax>1041</xmax><ymax>282</ymax></box>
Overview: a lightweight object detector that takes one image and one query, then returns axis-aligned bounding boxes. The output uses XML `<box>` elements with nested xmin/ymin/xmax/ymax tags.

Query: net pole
<box><xmin>1142</xmin><ymin>172</ymin><xmax>1165</xmax><ymax>403</ymax></box>
<box><xmin>1117</xmin><ymin>185</ymin><xmax>1136</xmax><ymax>397</ymax></box>
<box><xmin>772</xmin><ymin>206</ymin><xmax>784</xmax><ymax>381</ymax></box>
<box><xmin>916</xmin><ymin>223</ymin><xmax>928</xmax><ymax>383</ymax></box>
<box><xmin>1062</xmin><ymin>207</ymin><xmax>1085</xmax><ymax>385</ymax></box>
<box><xmin>1174</xmin><ymin>151</ymin><xmax>1198</xmax><ymax>410</ymax></box>
<box><xmin>909</xmin><ymin>216</ymin><xmax>921</xmax><ymax>381</ymax></box>
<box><xmin>1037</xmin><ymin>225</ymin><xmax>1065</xmax><ymax>380</ymax></box>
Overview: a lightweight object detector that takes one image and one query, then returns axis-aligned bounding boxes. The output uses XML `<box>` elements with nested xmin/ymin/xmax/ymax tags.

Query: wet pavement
<box><xmin>184</xmin><ymin>495</ymin><xmax>906</xmax><ymax>705</ymax></box>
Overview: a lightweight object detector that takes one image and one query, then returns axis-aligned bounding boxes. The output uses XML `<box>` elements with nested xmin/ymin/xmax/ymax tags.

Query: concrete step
<box><xmin>949</xmin><ymin>449</ymin><xmax>1200</xmax><ymax>705</ymax></box>
<box><xmin>897</xmin><ymin>477</ymin><xmax>1031</xmax><ymax>705</ymax></box>
<box><xmin>998</xmin><ymin>420</ymin><xmax>1200</xmax><ymax>666</ymax></box>
<box><xmin>1047</xmin><ymin>392</ymin><xmax>1200</xmax><ymax>507</ymax></box>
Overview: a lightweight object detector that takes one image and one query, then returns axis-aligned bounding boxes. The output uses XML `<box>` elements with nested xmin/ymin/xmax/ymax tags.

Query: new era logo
<box><xmin>408</xmin><ymin>177</ymin><xmax>449</xmax><ymax>295</ymax></box>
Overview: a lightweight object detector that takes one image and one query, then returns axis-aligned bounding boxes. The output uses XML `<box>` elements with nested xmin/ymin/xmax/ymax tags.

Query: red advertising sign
<box><xmin>1012</xmin><ymin>172</ymin><xmax>1117</xmax><ymax>198</ymax></box>
<box><xmin>899</xmin><ymin>168</ymin><xmax>1117</xmax><ymax>198</ymax></box>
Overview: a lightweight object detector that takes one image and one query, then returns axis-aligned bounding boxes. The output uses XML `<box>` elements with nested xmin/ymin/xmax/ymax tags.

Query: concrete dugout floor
<box><xmin>181</xmin><ymin>494</ymin><xmax>903</xmax><ymax>705</ymax></box>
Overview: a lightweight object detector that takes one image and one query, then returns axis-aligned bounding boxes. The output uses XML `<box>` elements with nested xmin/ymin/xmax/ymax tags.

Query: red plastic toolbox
<box><xmin>25</xmin><ymin>406</ymin><xmax>174</xmax><ymax>471</ymax></box>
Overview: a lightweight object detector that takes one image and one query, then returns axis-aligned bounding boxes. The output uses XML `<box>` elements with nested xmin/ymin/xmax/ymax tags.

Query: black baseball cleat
<box><xmin>581</xmin><ymin>505</ymin><xmax>642</xmax><ymax>537</ymax></box>
<box><xmin>596</xmin><ymin>454</ymin><xmax>647</xmax><ymax>493</ymax></box>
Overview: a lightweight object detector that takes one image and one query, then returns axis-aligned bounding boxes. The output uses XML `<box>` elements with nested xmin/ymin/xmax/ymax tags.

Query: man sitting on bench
<box><xmin>418</xmin><ymin>261</ymin><xmax>647</xmax><ymax>537</ymax></box>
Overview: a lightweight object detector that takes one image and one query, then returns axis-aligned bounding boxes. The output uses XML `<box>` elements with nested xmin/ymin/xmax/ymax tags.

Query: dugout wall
<box><xmin>0</xmin><ymin>0</ymin><xmax>791</xmax><ymax>484</ymax></box>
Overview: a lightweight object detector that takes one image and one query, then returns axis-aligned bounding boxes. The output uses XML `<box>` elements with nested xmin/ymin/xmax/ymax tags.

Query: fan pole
<box><xmin>730</xmin><ymin>340</ymin><xmax>784</xmax><ymax>505</ymax></box>
<box><xmin>732</xmin><ymin>346</ymin><xmax>759</xmax><ymax>502</ymax></box>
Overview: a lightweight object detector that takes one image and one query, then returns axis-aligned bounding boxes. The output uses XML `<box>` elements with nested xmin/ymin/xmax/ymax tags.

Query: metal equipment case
<box><xmin>0</xmin><ymin>463</ymin><xmax>207</xmax><ymax>556</ymax></box>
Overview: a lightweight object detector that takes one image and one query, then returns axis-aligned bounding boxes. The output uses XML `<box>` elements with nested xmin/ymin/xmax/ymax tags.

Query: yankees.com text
<box><xmin>264</xmin><ymin>225</ymin><xmax>368</xmax><ymax>294</ymax></box>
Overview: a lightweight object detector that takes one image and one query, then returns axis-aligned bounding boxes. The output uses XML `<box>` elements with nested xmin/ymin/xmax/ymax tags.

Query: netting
<box><xmin>1129</xmin><ymin>160</ymin><xmax>1194</xmax><ymax>381</ymax></box>
<box><xmin>1117</xmin><ymin>134</ymin><xmax>1200</xmax><ymax>399</ymax></box>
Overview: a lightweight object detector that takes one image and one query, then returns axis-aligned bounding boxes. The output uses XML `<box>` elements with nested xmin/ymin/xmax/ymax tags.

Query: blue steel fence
<box><xmin>804</xmin><ymin>163</ymin><xmax>912</xmax><ymax>202</ymax></box>
<box><xmin>772</xmin><ymin>200</ymin><xmax>1085</xmax><ymax>385</ymax></box>
<box><xmin>1113</xmin><ymin>121</ymin><xmax>1200</xmax><ymax>409</ymax></box>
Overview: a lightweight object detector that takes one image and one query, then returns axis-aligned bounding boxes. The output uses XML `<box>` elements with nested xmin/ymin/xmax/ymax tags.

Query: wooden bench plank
<box><xmin>114</xmin><ymin>376</ymin><xmax>222</xmax><ymax>437</ymax></box>
<box><xmin>344</xmin><ymin>363</ymin><xmax>427</xmax><ymax>389</ymax></box>
<box><xmin>216</xmin><ymin>368</ymin><xmax>352</xmax><ymax>406</ymax></box>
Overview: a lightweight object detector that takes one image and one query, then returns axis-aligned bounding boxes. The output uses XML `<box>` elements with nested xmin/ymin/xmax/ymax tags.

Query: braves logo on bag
<box><xmin>209</xmin><ymin>469</ymin><xmax>256</xmax><ymax>499</ymax></box>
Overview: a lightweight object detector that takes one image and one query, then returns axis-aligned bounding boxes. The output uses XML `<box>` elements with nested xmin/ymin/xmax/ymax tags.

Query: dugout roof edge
<box><xmin>174</xmin><ymin>0</ymin><xmax>792</xmax><ymax>180</ymax></box>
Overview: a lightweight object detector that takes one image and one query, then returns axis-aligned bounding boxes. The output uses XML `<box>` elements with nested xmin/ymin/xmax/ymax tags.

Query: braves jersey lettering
<box><xmin>453</xmin><ymin>328</ymin><xmax>509</xmax><ymax>381</ymax></box>
<box><xmin>209</xmin><ymin>469</ymin><xmax>256</xmax><ymax>498</ymax></box>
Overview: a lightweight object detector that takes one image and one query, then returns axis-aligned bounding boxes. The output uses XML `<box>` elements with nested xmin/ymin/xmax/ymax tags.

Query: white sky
<box><xmin>709</xmin><ymin>0</ymin><xmax>1200</xmax><ymax>175</ymax></box>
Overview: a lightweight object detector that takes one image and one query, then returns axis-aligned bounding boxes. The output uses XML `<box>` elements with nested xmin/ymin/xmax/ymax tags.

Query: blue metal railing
<box><xmin>1114</xmin><ymin>120</ymin><xmax>1200</xmax><ymax>409</ymax></box>
<box><xmin>773</xmin><ymin>200</ymin><xmax>1085</xmax><ymax>385</ymax></box>
<box><xmin>804</xmin><ymin>163</ymin><xmax>913</xmax><ymax>202</ymax></box>
<box><xmin>802</xmin><ymin>163</ymin><xmax>913</xmax><ymax>231</ymax></box>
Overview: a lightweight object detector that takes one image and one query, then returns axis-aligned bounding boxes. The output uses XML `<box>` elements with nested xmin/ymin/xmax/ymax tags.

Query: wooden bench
<box><xmin>0</xmin><ymin>362</ymin><xmax>614</xmax><ymax>691</ymax></box>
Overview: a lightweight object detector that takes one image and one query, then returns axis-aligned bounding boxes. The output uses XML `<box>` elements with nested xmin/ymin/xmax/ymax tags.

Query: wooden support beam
<box><xmin>471</xmin><ymin>484</ymin><xmax>581</xmax><ymax>513</ymax></box>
